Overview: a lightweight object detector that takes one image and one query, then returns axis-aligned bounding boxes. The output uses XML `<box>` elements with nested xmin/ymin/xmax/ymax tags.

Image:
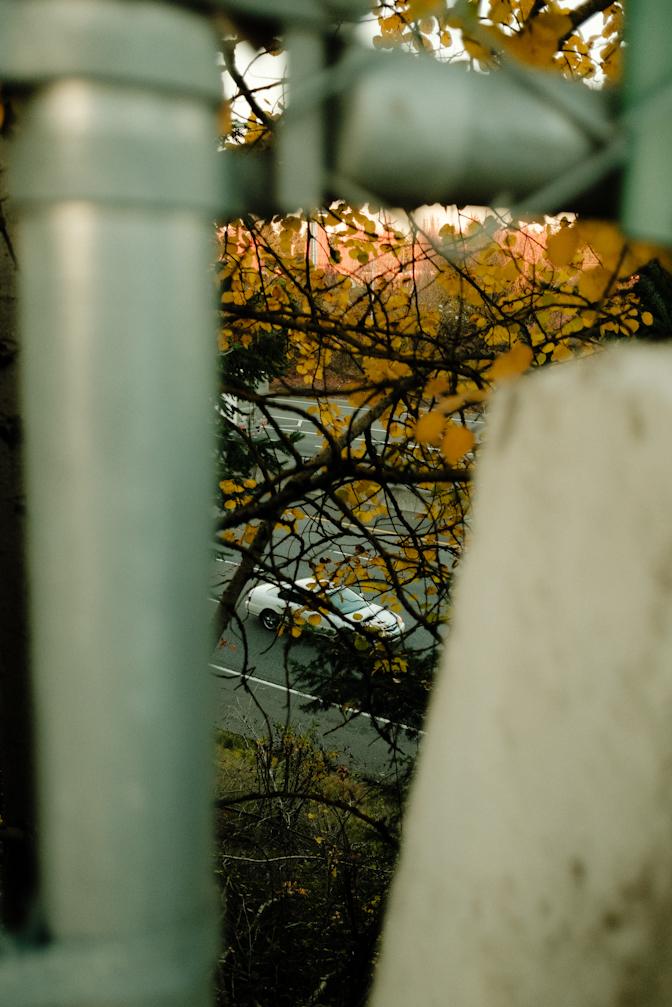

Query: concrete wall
<box><xmin>371</xmin><ymin>344</ymin><xmax>672</xmax><ymax>1007</ymax></box>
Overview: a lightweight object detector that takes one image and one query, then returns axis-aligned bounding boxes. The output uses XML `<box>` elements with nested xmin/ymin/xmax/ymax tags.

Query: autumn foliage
<box><xmin>212</xmin><ymin>5</ymin><xmax>672</xmax><ymax>1003</ymax></box>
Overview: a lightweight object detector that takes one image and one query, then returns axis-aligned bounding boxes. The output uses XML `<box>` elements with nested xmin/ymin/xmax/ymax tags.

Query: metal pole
<box><xmin>334</xmin><ymin>50</ymin><xmax>613</xmax><ymax>211</ymax></box>
<box><xmin>621</xmin><ymin>0</ymin><xmax>672</xmax><ymax>244</ymax></box>
<box><xmin>0</xmin><ymin>2</ymin><xmax>221</xmax><ymax>1004</ymax></box>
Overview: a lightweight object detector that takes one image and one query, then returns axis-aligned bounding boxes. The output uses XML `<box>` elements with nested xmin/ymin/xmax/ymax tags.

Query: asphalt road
<box><xmin>208</xmin><ymin>574</ymin><xmax>435</xmax><ymax>773</ymax></box>
<box><xmin>265</xmin><ymin>394</ymin><xmax>484</xmax><ymax>460</ymax></box>
<box><xmin>209</xmin><ymin>512</ymin><xmax>447</xmax><ymax>772</ymax></box>
<box><xmin>211</xmin><ymin>395</ymin><xmax>459</xmax><ymax>772</ymax></box>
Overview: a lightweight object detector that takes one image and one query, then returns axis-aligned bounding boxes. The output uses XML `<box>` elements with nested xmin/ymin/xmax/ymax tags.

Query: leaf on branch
<box><xmin>546</xmin><ymin>224</ymin><xmax>580</xmax><ymax>267</ymax></box>
<box><xmin>217</xmin><ymin>100</ymin><xmax>232</xmax><ymax>137</ymax></box>
<box><xmin>424</xmin><ymin>374</ymin><xmax>452</xmax><ymax>399</ymax></box>
<box><xmin>414</xmin><ymin>411</ymin><xmax>445</xmax><ymax>446</ymax></box>
<box><xmin>487</xmin><ymin>342</ymin><xmax>533</xmax><ymax>382</ymax></box>
<box><xmin>441</xmin><ymin>423</ymin><xmax>475</xmax><ymax>465</ymax></box>
<box><xmin>406</xmin><ymin>0</ymin><xmax>443</xmax><ymax>19</ymax></box>
<box><xmin>577</xmin><ymin>267</ymin><xmax>611</xmax><ymax>302</ymax></box>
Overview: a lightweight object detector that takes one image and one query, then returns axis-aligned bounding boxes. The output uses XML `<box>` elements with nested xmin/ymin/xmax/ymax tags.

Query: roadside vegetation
<box><xmin>214</xmin><ymin>727</ymin><xmax>403</xmax><ymax>1007</ymax></box>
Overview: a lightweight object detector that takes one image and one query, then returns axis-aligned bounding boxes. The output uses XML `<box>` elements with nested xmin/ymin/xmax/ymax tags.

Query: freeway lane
<box><xmin>209</xmin><ymin>602</ymin><xmax>422</xmax><ymax>774</ymax></box>
<box><xmin>212</xmin><ymin>399</ymin><xmax>457</xmax><ymax>770</ymax></box>
<box><xmin>264</xmin><ymin>394</ymin><xmax>485</xmax><ymax>461</ymax></box>
<box><xmin>212</xmin><ymin>515</ymin><xmax>446</xmax><ymax>656</ymax></box>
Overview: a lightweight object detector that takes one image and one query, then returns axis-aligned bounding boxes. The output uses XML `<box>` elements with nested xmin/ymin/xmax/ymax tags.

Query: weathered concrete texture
<box><xmin>371</xmin><ymin>345</ymin><xmax>672</xmax><ymax>1007</ymax></box>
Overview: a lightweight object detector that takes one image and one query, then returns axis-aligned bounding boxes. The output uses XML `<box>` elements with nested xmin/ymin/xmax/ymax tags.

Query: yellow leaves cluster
<box><xmin>502</xmin><ymin>10</ymin><xmax>572</xmax><ymax>68</ymax></box>
<box><xmin>486</xmin><ymin>342</ymin><xmax>533</xmax><ymax>381</ymax></box>
<box><xmin>546</xmin><ymin>224</ymin><xmax>581</xmax><ymax>268</ymax></box>
<box><xmin>414</xmin><ymin>340</ymin><xmax>534</xmax><ymax>463</ymax></box>
<box><xmin>577</xmin><ymin>267</ymin><xmax>612</xmax><ymax>303</ymax></box>
<box><xmin>463</xmin><ymin>34</ymin><xmax>491</xmax><ymax>62</ymax></box>
<box><xmin>547</xmin><ymin>220</ymin><xmax>664</xmax><ymax>282</ymax></box>
<box><xmin>488</xmin><ymin>0</ymin><xmax>513</xmax><ymax>27</ymax></box>
<box><xmin>414</xmin><ymin>411</ymin><xmax>444</xmax><ymax>447</ymax></box>
<box><xmin>414</xmin><ymin>413</ymin><xmax>475</xmax><ymax>465</ymax></box>
<box><xmin>442</xmin><ymin>423</ymin><xmax>476</xmax><ymax>465</ymax></box>
<box><xmin>405</xmin><ymin>0</ymin><xmax>443</xmax><ymax>19</ymax></box>
<box><xmin>219</xmin><ymin>477</ymin><xmax>256</xmax><ymax>511</ymax></box>
<box><xmin>363</xmin><ymin>357</ymin><xmax>413</xmax><ymax>383</ymax></box>
<box><xmin>217</xmin><ymin>101</ymin><xmax>232</xmax><ymax>137</ymax></box>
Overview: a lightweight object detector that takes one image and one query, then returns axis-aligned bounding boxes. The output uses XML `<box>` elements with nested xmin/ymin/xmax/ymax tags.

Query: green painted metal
<box><xmin>0</xmin><ymin>2</ymin><xmax>221</xmax><ymax>1005</ymax></box>
<box><xmin>621</xmin><ymin>0</ymin><xmax>672</xmax><ymax>244</ymax></box>
<box><xmin>0</xmin><ymin>0</ymin><xmax>220</xmax><ymax>98</ymax></box>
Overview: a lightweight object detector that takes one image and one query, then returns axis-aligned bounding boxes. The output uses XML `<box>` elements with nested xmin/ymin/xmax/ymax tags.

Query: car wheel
<box><xmin>260</xmin><ymin>609</ymin><xmax>280</xmax><ymax>632</ymax></box>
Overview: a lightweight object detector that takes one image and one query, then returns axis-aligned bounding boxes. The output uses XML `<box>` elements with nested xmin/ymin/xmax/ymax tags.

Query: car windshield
<box><xmin>327</xmin><ymin>587</ymin><xmax>367</xmax><ymax>615</ymax></box>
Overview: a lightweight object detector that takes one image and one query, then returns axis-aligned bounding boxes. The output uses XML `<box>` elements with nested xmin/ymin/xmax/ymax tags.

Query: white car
<box><xmin>245</xmin><ymin>577</ymin><xmax>405</xmax><ymax>641</ymax></box>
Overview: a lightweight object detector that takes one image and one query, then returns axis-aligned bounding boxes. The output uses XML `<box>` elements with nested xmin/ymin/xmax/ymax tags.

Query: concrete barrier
<box><xmin>371</xmin><ymin>345</ymin><xmax>672</xmax><ymax>1007</ymax></box>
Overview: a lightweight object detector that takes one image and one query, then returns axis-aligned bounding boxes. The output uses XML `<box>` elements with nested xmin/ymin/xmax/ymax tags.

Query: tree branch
<box><xmin>216</xmin><ymin>789</ymin><xmax>399</xmax><ymax>849</ymax></box>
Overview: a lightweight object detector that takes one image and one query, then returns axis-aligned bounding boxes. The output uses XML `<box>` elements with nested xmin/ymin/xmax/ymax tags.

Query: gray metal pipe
<box><xmin>0</xmin><ymin>3</ymin><xmax>221</xmax><ymax>1005</ymax></box>
<box><xmin>621</xmin><ymin>0</ymin><xmax>672</xmax><ymax>244</ymax></box>
<box><xmin>334</xmin><ymin>51</ymin><xmax>614</xmax><ymax>212</ymax></box>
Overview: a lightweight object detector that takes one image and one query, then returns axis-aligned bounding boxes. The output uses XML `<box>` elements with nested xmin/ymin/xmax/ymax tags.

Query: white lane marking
<box><xmin>209</xmin><ymin>661</ymin><xmax>423</xmax><ymax>734</ymax></box>
<box><xmin>210</xmin><ymin>662</ymin><xmax>319</xmax><ymax>701</ymax></box>
<box><xmin>303</xmin><ymin>513</ymin><xmax>456</xmax><ymax>550</ymax></box>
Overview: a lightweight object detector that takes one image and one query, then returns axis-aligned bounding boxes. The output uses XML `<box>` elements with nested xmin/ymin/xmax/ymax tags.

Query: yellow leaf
<box><xmin>547</xmin><ymin>225</ymin><xmax>580</xmax><ymax>267</ymax></box>
<box><xmin>488</xmin><ymin>0</ymin><xmax>513</xmax><ymax>25</ymax></box>
<box><xmin>217</xmin><ymin>100</ymin><xmax>232</xmax><ymax>136</ymax></box>
<box><xmin>441</xmin><ymin>424</ymin><xmax>475</xmax><ymax>465</ymax></box>
<box><xmin>576</xmin><ymin>221</ymin><xmax>626</xmax><ymax>270</ymax></box>
<box><xmin>463</xmin><ymin>35</ymin><xmax>490</xmax><ymax>62</ymax></box>
<box><xmin>424</xmin><ymin>374</ymin><xmax>452</xmax><ymax>398</ymax></box>
<box><xmin>379</xmin><ymin>13</ymin><xmax>403</xmax><ymax>33</ymax></box>
<box><xmin>487</xmin><ymin>343</ymin><xmax>533</xmax><ymax>382</ymax></box>
<box><xmin>551</xmin><ymin>344</ymin><xmax>574</xmax><ymax>362</ymax></box>
<box><xmin>642</xmin><ymin>311</ymin><xmax>654</xmax><ymax>326</ymax></box>
<box><xmin>291</xmin><ymin>626</ymin><xmax>302</xmax><ymax>638</ymax></box>
<box><xmin>415</xmin><ymin>411</ymin><xmax>445</xmax><ymax>446</ymax></box>
<box><xmin>406</xmin><ymin>0</ymin><xmax>441</xmax><ymax>18</ymax></box>
<box><xmin>577</xmin><ymin>267</ymin><xmax>611</xmax><ymax>302</ymax></box>
<box><xmin>439</xmin><ymin>394</ymin><xmax>467</xmax><ymax>414</ymax></box>
<box><xmin>307</xmin><ymin>614</ymin><xmax>322</xmax><ymax>626</ymax></box>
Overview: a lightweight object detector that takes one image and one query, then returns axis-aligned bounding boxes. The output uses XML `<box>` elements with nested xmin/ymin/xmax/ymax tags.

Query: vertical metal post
<box><xmin>276</xmin><ymin>26</ymin><xmax>326</xmax><ymax>212</ymax></box>
<box><xmin>0</xmin><ymin>2</ymin><xmax>221</xmax><ymax>1004</ymax></box>
<box><xmin>621</xmin><ymin>0</ymin><xmax>672</xmax><ymax>243</ymax></box>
